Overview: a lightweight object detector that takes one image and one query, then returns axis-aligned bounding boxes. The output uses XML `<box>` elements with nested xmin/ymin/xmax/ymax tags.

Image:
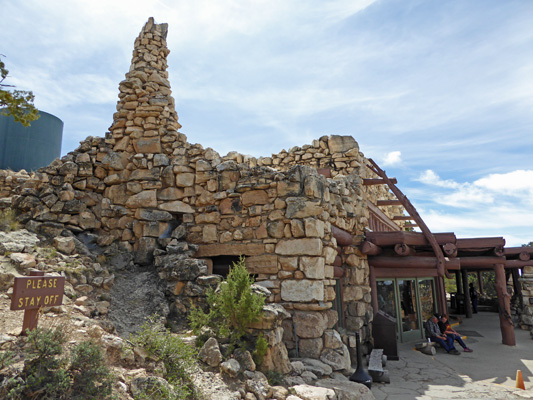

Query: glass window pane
<box><xmin>398</xmin><ymin>279</ymin><xmax>419</xmax><ymax>333</ymax></box>
<box><xmin>376</xmin><ymin>280</ymin><xmax>396</xmax><ymax>319</ymax></box>
<box><xmin>418</xmin><ymin>278</ymin><xmax>436</xmax><ymax>321</ymax></box>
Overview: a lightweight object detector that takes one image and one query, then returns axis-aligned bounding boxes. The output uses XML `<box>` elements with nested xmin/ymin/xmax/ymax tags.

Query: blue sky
<box><xmin>2</xmin><ymin>0</ymin><xmax>533</xmax><ymax>246</ymax></box>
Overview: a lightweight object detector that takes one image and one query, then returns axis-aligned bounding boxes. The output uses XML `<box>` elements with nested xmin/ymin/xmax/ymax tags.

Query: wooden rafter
<box><xmin>366</xmin><ymin>159</ymin><xmax>450</xmax><ymax>280</ymax></box>
<box><xmin>363</xmin><ymin>178</ymin><xmax>398</xmax><ymax>185</ymax></box>
<box><xmin>365</xmin><ymin>231</ymin><xmax>456</xmax><ymax>246</ymax></box>
<box><xmin>377</xmin><ymin>200</ymin><xmax>402</xmax><ymax>206</ymax></box>
<box><xmin>392</xmin><ymin>216</ymin><xmax>413</xmax><ymax>221</ymax></box>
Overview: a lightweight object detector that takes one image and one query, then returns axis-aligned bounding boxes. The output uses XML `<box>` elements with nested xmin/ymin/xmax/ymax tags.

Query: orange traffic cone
<box><xmin>516</xmin><ymin>370</ymin><xmax>525</xmax><ymax>390</ymax></box>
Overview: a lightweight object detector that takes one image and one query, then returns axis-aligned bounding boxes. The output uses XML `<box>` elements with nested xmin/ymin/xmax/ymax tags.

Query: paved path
<box><xmin>370</xmin><ymin>312</ymin><xmax>533</xmax><ymax>399</ymax></box>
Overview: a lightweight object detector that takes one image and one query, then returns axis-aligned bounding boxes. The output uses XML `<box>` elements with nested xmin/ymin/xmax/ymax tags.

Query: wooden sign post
<box><xmin>10</xmin><ymin>270</ymin><xmax>66</xmax><ymax>335</ymax></box>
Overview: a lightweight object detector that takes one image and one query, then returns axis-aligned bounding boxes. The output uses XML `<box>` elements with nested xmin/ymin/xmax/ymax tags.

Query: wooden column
<box><xmin>477</xmin><ymin>271</ymin><xmax>484</xmax><ymax>295</ymax></box>
<box><xmin>494</xmin><ymin>263</ymin><xmax>516</xmax><ymax>346</ymax></box>
<box><xmin>370</xmin><ymin>266</ymin><xmax>378</xmax><ymax>314</ymax></box>
<box><xmin>436</xmin><ymin>276</ymin><xmax>448</xmax><ymax>316</ymax></box>
<box><xmin>461</xmin><ymin>270</ymin><xmax>473</xmax><ymax>318</ymax></box>
<box><xmin>454</xmin><ymin>271</ymin><xmax>462</xmax><ymax>314</ymax></box>
<box><xmin>455</xmin><ymin>271</ymin><xmax>463</xmax><ymax>296</ymax></box>
<box><xmin>511</xmin><ymin>268</ymin><xmax>523</xmax><ymax>310</ymax></box>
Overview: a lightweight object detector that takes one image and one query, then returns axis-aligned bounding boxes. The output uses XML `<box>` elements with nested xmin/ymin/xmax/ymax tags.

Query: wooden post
<box><xmin>494</xmin><ymin>263</ymin><xmax>516</xmax><ymax>346</ymax></box>
<box><xmin>21</xmin><ymin>270</ymin><xmax>45</xmax><ymax>335</ymax></box>
<box><xmin>434</xmin><ymin>276</ymin><xmax>448</xmax><ymax>316</ymax></box>
<box><xmin>462</xmin><ymin>270</ymin><xmax>473</xmax><ymax>318</ymax></box>
<box><xmin>477</xmin><ymin>271</ymin><xmax>484</xmax><ymax>295</ymax></box>
<box><xmin>511</xmin><ymin>268</ymin><xmax>523</xmax><ymax>310</ymax></box>
<box><xmin>370</xmin><ymin>266</ymin><xmax>378</xmax><ymax>314</ymax></box>
<box><xmin>455</xmin><ymin>271</ymin><xmax>463</xmax><ymax>296</ymax></box>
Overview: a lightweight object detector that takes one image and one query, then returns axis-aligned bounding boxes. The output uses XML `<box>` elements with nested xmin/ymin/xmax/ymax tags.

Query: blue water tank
<box><xmin>0</xmin><ymin>110</ymin><xmax>63</xmax><ymax>171</ymax></box>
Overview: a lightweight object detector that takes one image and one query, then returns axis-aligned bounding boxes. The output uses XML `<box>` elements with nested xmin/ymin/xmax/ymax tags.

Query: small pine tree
<box><xmin>189</xmin><ymin>256</ymin><xmax>265</xmax><ymax>346</ymax></box>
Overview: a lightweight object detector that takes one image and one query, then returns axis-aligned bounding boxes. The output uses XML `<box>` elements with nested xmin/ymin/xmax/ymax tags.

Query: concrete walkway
<box><xmin>371</xmin><ymin>312</ymin><xmax>533</xmax><ymax>399</ymax></box>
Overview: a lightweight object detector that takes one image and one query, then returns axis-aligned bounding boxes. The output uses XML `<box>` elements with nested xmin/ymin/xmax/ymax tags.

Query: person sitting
<box><xmin>438</xmin><ymin>314</ymin><xmax>473</xmax><ymax>353</ymax></box>
<box><xmin>425</xmin><ymin>315</ymin><xmax>460</xmax><ymax>355</ymax></box>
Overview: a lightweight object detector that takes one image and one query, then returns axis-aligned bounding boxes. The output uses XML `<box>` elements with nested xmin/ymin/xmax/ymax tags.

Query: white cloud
<box><xmin>418</xmin><ymin>170</ymin><xmax>460</xmax><ymax>189</ymax></box>
<box><xmin>474</xmin><ymin>170</ymin><xmax>533</xmax><ymax>195</ymax></box>
<box><xmin>414</xmin><ymin>169</ymin><xmax>533</xmax><ymax>245</ymax></box>
<box><xmin>382</xmin><ymin>151</ymin><xmax>402</xmax><ymax>166</ymax></box>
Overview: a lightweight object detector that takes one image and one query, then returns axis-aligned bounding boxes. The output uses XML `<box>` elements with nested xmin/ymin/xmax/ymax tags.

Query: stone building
<box><xmin>2</xmin><ymin>18</ymin><xmax>533</xmax><ymax>368</ymax></box>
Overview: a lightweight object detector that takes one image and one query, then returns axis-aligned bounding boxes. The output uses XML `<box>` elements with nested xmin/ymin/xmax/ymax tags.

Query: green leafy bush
<box><xmin>69</xmin><ymin>340</ymin><xmax>113</xmax><ymax>399</ymax></box>
<box><xmin>3</xmin><ymin>326</ymin><xmax>114</xmax><ymax>400</ymax></box>
<box><xmin>8</xmin><ymin>326</ymin><xmax>69</xmax><ymax>400</ymax></box>
<box><xmin>130</xmin><ymin>316</ymin><xmax>198</xmax><ymax>400</ymax></box>
<box><xmin>188</xmin><ymin>256</ymin><xmax>265</xmax><ymax>347</ymax></box>
<box><xmin>252</xmin><ymin>333</ymin><xmax>268</xmax><ymax>366</ymax></box>
<box><xmin>265</xmin><ymin>370</ymin><xmax>284</xmax><ymax>386</ymax></box>
<box><xmin>0</xmin><ymin>350</ymin><xmax>15</xmax><ymax>370</ymax></box>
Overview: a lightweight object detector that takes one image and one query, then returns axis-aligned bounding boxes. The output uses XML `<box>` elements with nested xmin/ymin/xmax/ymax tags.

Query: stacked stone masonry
<box><xmin>0</xmin><ymin>18</ymin><xmax>420</xmax><ymax>365</ymax></box>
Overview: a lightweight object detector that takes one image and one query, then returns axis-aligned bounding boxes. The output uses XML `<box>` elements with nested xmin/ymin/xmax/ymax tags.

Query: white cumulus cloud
<box><xmin>382</xmin><ymin>151</ymin><xmax>402</xmax><ymax>166</ymax></box>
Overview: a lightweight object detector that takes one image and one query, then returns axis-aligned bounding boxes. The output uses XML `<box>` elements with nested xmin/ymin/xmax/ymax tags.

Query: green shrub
<box><xmin>8</xmin><ymin>326</ymin><xmax>69</xmax><ymax>400</ymax></box>
<box><xmin>265</xmin><ymin>370</ymin><xmax>284</xmax><ymax>386</ymax></box>
<box><xmin>188</xmin><ymin>256</ymin><xmax>265</xmax><ymax>347</ymax></box>
<box><xmin>0</xmin><ymin>350</ymin><xmax>15</xmax><ymax>369</ymax></box>
<box><xmin>4</xmin><ymin>327</ymin><xmax>114</xmax><ymax>400</ymax></box>
<box><xmin>0</xmin><ymin>208</ymin><xmax>19</xmax><ymax>232</ymax></box>
<box><xmin>252</xmin><ymin>333</ymin><xmax>268</xmax><ymax>366</ymax></box>
<box><xmin>69</xmin><ymin>340</ymin><xmax>114</xmax><ymax>400</ymax></box>
<box><xmin>130</xmin><ymin>316</ymin><xmax>198</xmax><ymax>400</ymax></box>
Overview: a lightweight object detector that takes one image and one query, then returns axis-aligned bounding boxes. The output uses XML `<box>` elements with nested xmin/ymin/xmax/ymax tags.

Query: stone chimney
<box><xmin>99</xmin><ymin>18</ymin><xmax>188</xmax><ymax>260</ymax></box>
<box><xmin>106</xmin><ymin>17</ymin><xmax>185</xmax><ymax>155</ymax></box>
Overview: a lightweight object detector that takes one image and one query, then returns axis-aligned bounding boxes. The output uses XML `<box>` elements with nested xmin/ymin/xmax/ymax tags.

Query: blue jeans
<box><xmin>430</xmin><ymin>336</ymin><xmax>456</xmax><ymax>352</ymax></box>
<box><xmin>449</xmin><ymin>333</ymin><xmax>467</xmax><ymax>349</ymax></box>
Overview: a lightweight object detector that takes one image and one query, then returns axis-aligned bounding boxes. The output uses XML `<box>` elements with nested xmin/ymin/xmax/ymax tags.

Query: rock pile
<box><xmin>197</xmin><ymin>336</ymin><xmax>374</xmax><ymax>400</ymax></box>
<box><xmin>0</xmin><ymin>169</ymin><xmax>31</xmax><ymax>209</ymax></box>
<box><xmin>0</xmin><ymin>229</ymin><xmax>115</xmax><ymax>323</ymax></box>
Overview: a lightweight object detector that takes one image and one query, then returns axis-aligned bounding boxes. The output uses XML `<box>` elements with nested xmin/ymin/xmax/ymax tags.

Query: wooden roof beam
<box><xmin>392</xmin><ymin>216</ymin><xmax>414</xmax><ymax>221</ymax></box>
<box><xmin>459</xmin><ymin>256</ymin><xmax>506</xmax><ymax>268</ymax></box>
<box><xmin>361</xmin><ymin>241</ymin><xmax>382</xmax><ymax>255</ymax></box>
<box><xmin>456</xmin><ymin>237</ymin><xmax>505</xmax><ymax>249</ymax></box>
<box><xmin>368</xmin><ymin>256</ymin><xmax>460</xmax><ymax>270</ymax></box>
<box><xmin>366</xmin><ymin>159</ymin><xmax>449</xmax><ymax>280</ymax></box>
<box><xmin>365</xmin><ymin>231</ymin><xmax>456</xmax><ymax>246</ymax></box>
<box><xmin>377</xmin><ymin>200</ymin><xmax>402</xmax><ymax>206</ymax></box>
<box><xmin>394</xmin><ymin>243</ymin><xmax>416</xmax><ymax>256</ymax></box>
<box><xmin>443</xmin><ymin>242</ymin><xmax>458</xmax><ymax>258</ymax></box>
<box><xmin>505</xmin><ymin>247</ymin><xmax>533</xmax><ymax>260</ymax></box>
<box><xmin>506</xmin><ymin>259</ymin><xmax>533</xmax><ymax>268</ymax></box>
<box><xmin>363</xmin><ymin>178</ymin><xmax>398</xmax><ymax>185</ymax></box>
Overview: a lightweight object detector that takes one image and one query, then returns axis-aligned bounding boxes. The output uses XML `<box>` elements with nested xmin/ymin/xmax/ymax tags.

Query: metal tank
<box><xmin>0</xmin><ymin>110</ymin><xmax>63</xmax><ymax>171</ymax></box>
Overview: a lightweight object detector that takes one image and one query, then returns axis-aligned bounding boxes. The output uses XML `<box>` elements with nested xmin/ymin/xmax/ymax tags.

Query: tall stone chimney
<box><xmin>100</xmin><ymin>18</ymin><xmax>188</xmax><ymax>261</ymax></box>
<box><xmin>107</xmin><ymin>17</ymin><xmax>185</xmax><ymax>155</ymax></box>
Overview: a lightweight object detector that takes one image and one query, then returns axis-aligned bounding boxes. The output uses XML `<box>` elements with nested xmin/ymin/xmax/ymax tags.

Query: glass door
<box><xmin>398</xmin><ymin>279</ymin><xmax>423</xmax><ymax>341</ymax></box>
<box><xmin>376</xmin><ymin>279</ymin><xmax>399</xmax><ymax>341</ymax></box>
<box><xmin>376</xmin><ymin>277</ymin><xmax>436</xmax><ymax>343</ymax></box>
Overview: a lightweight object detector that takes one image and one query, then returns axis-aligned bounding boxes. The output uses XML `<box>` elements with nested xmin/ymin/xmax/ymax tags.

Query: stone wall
<box><xmin>519</xmin><ymin>268</ymin><xmax>533</xmax><ymax>332</ymax></box>
<box><xmin>0</xmin><ymin>169</ymin><xmax>31</xmax><ymax>209</ymax></box>
<box><xmin>0</xmin><ymin>18</ymin><xmax>410</xmax><ymax>364</ymax></box>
